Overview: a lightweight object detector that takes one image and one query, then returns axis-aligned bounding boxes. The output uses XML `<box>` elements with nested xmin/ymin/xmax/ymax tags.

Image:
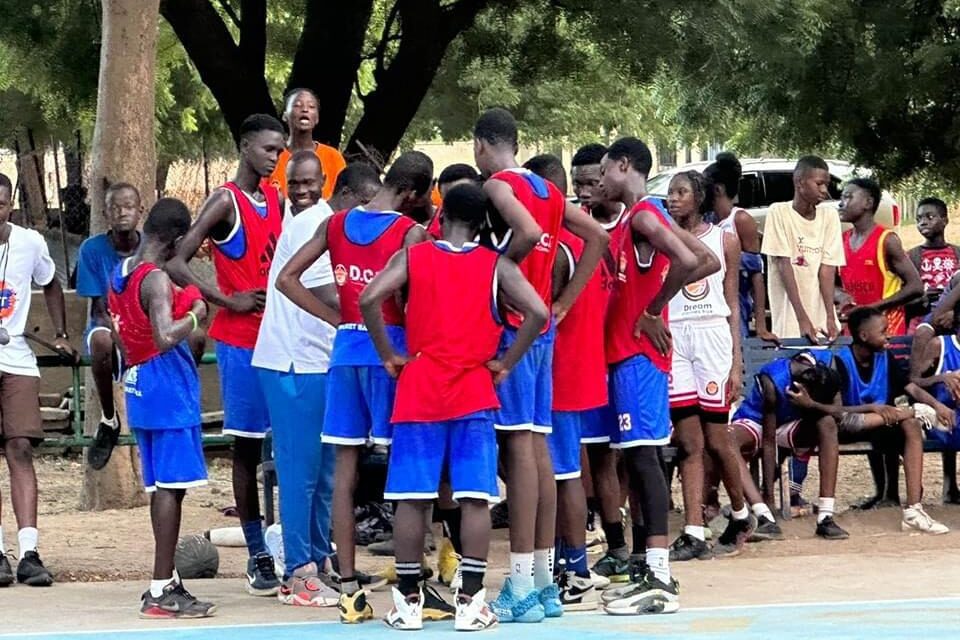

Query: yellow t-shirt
<box><xmin>269</xmin><ymin>143</ymin><xmax>347</xmax><ymax>201</ymax></box>
<box><xmin>761</xmin><ymin>201</ymin><xmax>846</xmax><ymax>338</ymax></box>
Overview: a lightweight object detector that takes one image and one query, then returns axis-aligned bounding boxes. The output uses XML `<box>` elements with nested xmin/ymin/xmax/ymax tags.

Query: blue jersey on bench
<box><xmin>934</xmin><ymin>336</ymin><xmax>960</xmax><ymax>409</ymax></box>
<box><xmin>835</xmin><ymin>346</ymin><xmax>889</xmax><ymax>406</ymax></box>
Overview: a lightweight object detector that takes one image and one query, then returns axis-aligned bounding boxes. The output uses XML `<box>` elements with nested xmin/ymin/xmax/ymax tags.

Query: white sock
<box><xmin>683</xmin><ymin>525</ymin><xmax>706</xmax><ymax>541</ymax></box>
<box><xmin>510</xmin><ymin>552</ymin><xmax>535</xmax><ymax>595</ymax></box>
<box><xmin>150</xmin><ymin>578</ymin><xmax>172</xmax><ymax>598</ymax></box>
<box><xmin>100</xmin><ymin>410</ymin><xmax>117</xmax><ymax>428</ymax></box>
<box><xmin>752</xmin><ymin>503</ymin><xmax>774</xmax><ymax>521</ymax></box>
<box><xmin>731</xmin><ymin>506</ymin><xmax>750</xmax><ymax>521</ymax></box>
<box><xmin>533</xmin><ymin>548</ymin><xmax>554</xmax><ymax>589</ymax></box>
<box><xmin>646</xmin><ymin>547</ymin><xmax>670</xmax><ymax>583</ymax></box>
<box><xmin>17</xmin><ymin>527</ymin><xmax>38</xmax><ymax>560</ymax></box>
<box><xmin>817</xmin><ymin>497</ymin><xmax>835</xmax><ymax>523</ymax></box>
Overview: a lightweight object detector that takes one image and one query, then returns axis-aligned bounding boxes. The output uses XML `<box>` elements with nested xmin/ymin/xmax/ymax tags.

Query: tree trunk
<box><xmin>15</xmin><ymin>142</ymin><xmax>46</xmax><ymax>228</ymax></box>
<box><xmin>80</xmin><ymin>0</ymin><xmax>161</xmax><ymax>511</ymax></box>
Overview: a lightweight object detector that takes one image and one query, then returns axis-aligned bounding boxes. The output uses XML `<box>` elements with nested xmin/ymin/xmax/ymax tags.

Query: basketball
<box><xmin>174</xmin><ymin>534</ymin><xmax>220</xmax><ymax>579</ymax></box>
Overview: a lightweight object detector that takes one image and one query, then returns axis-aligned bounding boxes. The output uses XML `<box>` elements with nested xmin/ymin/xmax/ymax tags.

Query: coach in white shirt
<box><xmin>253</xmin><ymin>152</ymin><xmax>380</xmax><ymax>601</ymax></box>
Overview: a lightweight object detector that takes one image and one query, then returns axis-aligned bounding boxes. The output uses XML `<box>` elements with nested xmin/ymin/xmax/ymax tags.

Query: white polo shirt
<box><xmin>252</xmin><ymin>201</ymin><xmax>336</xmax><ymax>374</ymax></box>
<box><xmin>0</xmin><ymin>224</ymin><xmax>57</xmax><ymax>377</ymax></box>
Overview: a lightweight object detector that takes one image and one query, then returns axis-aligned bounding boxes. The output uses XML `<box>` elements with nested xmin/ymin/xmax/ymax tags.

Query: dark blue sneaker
<box><xmin>246</xmin><ymin>552</ymin><xmax>280</xmax><ymax>596</ymax></box>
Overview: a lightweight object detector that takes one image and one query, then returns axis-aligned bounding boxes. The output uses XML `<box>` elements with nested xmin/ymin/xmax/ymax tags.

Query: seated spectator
<box><xmin>907</xmin><ymin>197</ymin><xmax>960</xmax><ymax>332</ymax></box>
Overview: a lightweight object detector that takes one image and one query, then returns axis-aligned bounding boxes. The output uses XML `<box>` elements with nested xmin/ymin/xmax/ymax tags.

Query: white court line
<box><xmin>5</xmin><ymin>595</ymin><xmax>960</xmax><ymax>638</ymax></box>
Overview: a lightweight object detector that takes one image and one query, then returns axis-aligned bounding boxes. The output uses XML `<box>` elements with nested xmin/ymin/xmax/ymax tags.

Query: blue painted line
<box><xmin>5</xmin><ymin>597</ymin><xmax>960</xmax><ymax>640</ymax></box>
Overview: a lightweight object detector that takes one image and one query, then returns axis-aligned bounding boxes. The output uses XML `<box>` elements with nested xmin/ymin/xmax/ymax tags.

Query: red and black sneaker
<box><xmin>140</xmin><ymin>582</ymin><xmax>217</xmax><ymax>619</ymax></box>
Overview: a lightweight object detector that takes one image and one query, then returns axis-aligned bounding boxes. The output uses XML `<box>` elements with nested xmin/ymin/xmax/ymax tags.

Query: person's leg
<box><xmin>900</xmin><ymin>418</ymin><xmax>950</xmax><ymax>533</ymax></box>
<box><xmin>941</xmin><ymin>452</ymin><xmax>960</xmax><ymax>503</ymax></box>
<box><xmin>332</xmin><ymin>445</ymin><xmax>361</xmax><ymax>585</ymax></box>
<box><xmin>233</xmin><ymin>436</ymin><xmax>265</xmax><ymax>552</ymax></box>
<box><xmin>883</xmin><ymin>450</ymin><xmax>901</xmax><ymax>504</ymax></box>
<box><xmin>498</xmin><ymin>430</ymin><xmax>537</xmax><ymax>589</ymax></box>
<box><xmin>5</xmin><ymin>436</ymin><xmax>46</xmax><ymax>582</ymax></box>
<box><xmin>532</xmin><ymin>339</ymin><xmax>556</xmax><ymax>594</ymax></box>
<box><xmin>150</xmin><ymin>487</ymin><xmax>185</xmax><ymax>583</ymax></box>
<box><xmin>790</xmin><ymin>417</ymin><xmax>845</xmax><ymax>538</ymax></box>
<box><xmin>852</xmin><ymin>451</ymin><xmax>886</xmax><ymax>510</ymax></box>
<box><xmin>88</xmin><ymin>328</ymin><xmax>117</xmax><ymax>423</ymax></box>
<box><xmin>670</xmin><ymin>412</ymin><xmax>707</xmax><ymax>545</ymax></box>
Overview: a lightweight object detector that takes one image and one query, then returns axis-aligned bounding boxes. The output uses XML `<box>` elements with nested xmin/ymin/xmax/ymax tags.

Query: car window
<box><xmin>760</xmin><ymin>171</ymin><xmax>794</xmax><ymax>206</ymax></box>
<box><xmin>646</xmin><ymin>172</ymin><xmax>671</xmax><ymax>197</ymax></box>
<box><xmin>738</xmin><ymin>172</ymin><xmax>762</xmax><ymax>209</ymax></box>
<box><xmin>827</xmin><ymin>175</ymin><xmax>842</xmax><ymax>200</ymax></box>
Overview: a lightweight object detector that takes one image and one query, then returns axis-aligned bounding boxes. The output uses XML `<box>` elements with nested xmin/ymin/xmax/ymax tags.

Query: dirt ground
<box><xmin>2</xmin><ymin>449</ymin><xmax>960</xmax><ymax>583</ymax></box>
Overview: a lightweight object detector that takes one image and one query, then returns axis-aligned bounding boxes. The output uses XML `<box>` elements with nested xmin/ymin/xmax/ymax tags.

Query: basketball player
<box><xmin>165</xmin><ymin>114</ymin><xmax>285</xmax><ymax>596</ymax></box>
<box><xmin>472</xmin><ymin>108</ymin><xmax>608</xmax><ymax>623</ymax></box>
<box><xmin>109</xmin><ymin>198</ymin><xmax>215</xmax><ymax>618</ymax></box>
<box><xmin>596</xmin><ymin>138</ymin><xmax>719</xmax><ymax>615</ymax></box>
<box><xmin>276</xmin><ymin>151</ymin><xmax>432</xmax><ymax>623</ymax></box>
<box><xmin>362</xmin><ymin>182</ymin><xmax>547</xmax><ymax>631</ymax></box>
<box><xmin>426</xmin><ymin>164</ymin><xmax>481</xmax><ymax>240</ymax></box>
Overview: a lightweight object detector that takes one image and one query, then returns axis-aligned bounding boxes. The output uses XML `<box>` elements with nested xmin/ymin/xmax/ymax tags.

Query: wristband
<box><xmin>186</xmin><ymin>311</ymin><xmax>199</xmax><ymax>332</ymax></box>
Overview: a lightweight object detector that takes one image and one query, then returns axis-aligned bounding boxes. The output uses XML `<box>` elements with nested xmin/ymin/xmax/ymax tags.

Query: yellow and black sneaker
<box><xmin>338</xmin><ymin>590</ymin><xmax>374</xmax><ymax>624</ymax></box>
<box><xmin>422</xmin><ymin>584</ymin><xmax>456</xmax><ymax>621</ymax></box>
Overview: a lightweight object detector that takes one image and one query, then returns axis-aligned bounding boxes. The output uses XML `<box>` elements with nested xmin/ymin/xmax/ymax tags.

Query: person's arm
<box><xmin>817</xmin><ymin>264</ymin><xmax>839</xmax><ymax>341</ymax></box>
<box><xmin>488</xmin><ymin>256</ymin><xmax>549</xmax><ymax>383</ymax></box>
<box><xmin>759</xmin><ymin>375</ymin><xmax>779</xmax><ymax>507</ymax></box>
<box><xmin>142</xmin><ymin>270</ymin><xmax>207</xmax><ymax>352</ymax></box>
<box><xmin>165</xmin><ymin>190</ymin><xmax>263</xmax><ymax>312</ymax></box>
<box><xmin>632</xmin><ymin>212</ymin><xmax>704</xmax><ymax>355</ymax></box>
<box><xmin>359</xmin><ymin>249</ymin><xmax>410</xmax><ymax>378</ymax></box>
<box><xmin>773</xmin><ymin>257</ymin><xmax>818</xmax><ymax>342</ymax></box>
<box><xmin>871</xmin><ymin>232</ymin><xmax>923</xmax><ymax>311</ymax></box>
<box><xmin>552</xmin><ymin>241</ymin><xmax>572</xmax><ymax>301</ymax></box>
<box><xmin>734</xmin><ymin>210</ymin><xmax>777</xmax><ymax>343</ymax></box>
<box><xmin>275</xmin><ymin>218</ymin><xmax>341</xmax><ymax>326</ymax></box>
<box><xmin>904</xmin><ymin>335</ymin><xmax>956</xmax><ymax>427</ymax></box>
<box><xmin>553</xmin><ymin>201</ymin><xmax>608</xmax><ymax>322</ymax></box>
<box><xmin>483</xmin><ymin>179</ymin><xmax>542</xmax><ymax>263</ymax></box>
<box><xmin>42</xmin><ymin>277</ymin><xmax>75</xmax><ymax>357</ymax></box>
<box><xmin>722</xmin><ymin>231</ymin><xmax>744</xmax><ymax>399</ymax></box>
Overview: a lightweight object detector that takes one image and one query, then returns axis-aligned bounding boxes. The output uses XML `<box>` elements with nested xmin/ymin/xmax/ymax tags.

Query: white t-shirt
<box><xmin>0</xmin><ymin>224</ymin><xmax>57</xmax><ymax>377</ymax></box>
<box><xmin>761</xmin><ymin>201</ymin><xmax>845</xmax><ymax>338</ymax></box>
<box><xmin>252</xmin><ymin>201</ymin><xmax>337</xmax><ymax>374</ymax></box>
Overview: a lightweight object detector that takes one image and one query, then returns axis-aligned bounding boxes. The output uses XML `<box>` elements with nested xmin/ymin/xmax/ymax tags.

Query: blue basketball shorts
<box><xmin>133</xmin><ymin>426</ymin><xmax>208</xmax><ymax>493</ymax></box>
<box><xmin>321</xmin><ymin>364</ymin><xmax>396</xmax><ymax>446</ymax></box>
<box><xmin>216</xmin><ymin>341</ymin><xmax>270</xmax><ymax>439</ymax></box>
<box><xmin>495</xmin><ymin>329</ymin><xmax>554</xmax><ymax>434</ymax></box>
<box><xmin>549</xmin><ymin>411</ymin><xmax>587</xmax><ymax>480</ymax></box>
<box><xmin>609</xmin><ymin>354</ymin><xmax>672</xmax><ymax>448</ymax></box>
<box><xmin>384</xmin><ymin>411</ymin><xmax>499</xmax><ymax>504</ymax></box>
<box><xmin>580</xmin><ymin>405</ymin><xmax>616</xmax><ymax>444</ymax></box>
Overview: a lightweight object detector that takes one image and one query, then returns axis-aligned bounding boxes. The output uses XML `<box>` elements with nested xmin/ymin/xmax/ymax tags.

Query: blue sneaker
<box><xmin>539</xmin><ymin>583</ymin><xmax>563</xmax><ymax>618</ymax></box>
<box><xmin>491</xmin><ymin>577</ymin><xmax>546</xmax><ymax>623</ymax></box>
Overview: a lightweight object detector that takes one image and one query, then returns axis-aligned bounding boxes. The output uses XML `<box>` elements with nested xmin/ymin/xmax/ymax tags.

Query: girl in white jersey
<box><xmin>664</xmin><ymin>171</ymin><xmax>754</xmax><ymax>561</ymax></box>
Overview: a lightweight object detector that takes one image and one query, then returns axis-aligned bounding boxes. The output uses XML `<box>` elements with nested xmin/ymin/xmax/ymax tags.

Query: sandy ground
<box><xmin>2</xmin><ymin>450</ymin><xmax>960</xmax><ymax>584</ymax></box>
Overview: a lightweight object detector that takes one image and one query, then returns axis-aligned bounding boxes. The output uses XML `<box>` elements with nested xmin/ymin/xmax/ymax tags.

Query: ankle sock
<box><xmin>533</xmin><ymin>548</ymin><xmax>554</xmax><ymax>589</ymax></box>
<box><xmin>683</xmin><ymin>525</ymin><xmax>705</xmax><ymax>541</ymax></box>
<box><xmin>460</xmin><ymin>557</ymin><xmax>486</xmax><ymax>596</ymax></box>
<box><xmin>631</xmin><ymin>523</ymin><xmax>647</xmax><ymax>553</ymax></box>
<box><xmin>509</xmin><ymin>552</ymin><xmax>535</xmax><ymax>595</ymax></box>
<box><xmin>646</xmin><ymin>547</ymin><xmax>670</xmax><ymax>583</ymax></box>
<box><xmin>752</xmin><ymin>503</ymin><xmax>774</xmax><ymax>521</ymax></box>
<box><xmin>817</xmin><ymin>497</ymin><xmax>835</xmax><ymax>523</ymax></box>
<box><xmin>17</xmin><ymin>527</ymin><xmax>38</xmax><ymax>560</ymax></box>
<box><xmin>564</xmin><ymin>544</ymin><xmax>588</xmax><ymax>577</ymax></box>
<box><xmin>602</xmin><ymin>521</ymin><xmax>625</xmax><ymax>549</ymax></box>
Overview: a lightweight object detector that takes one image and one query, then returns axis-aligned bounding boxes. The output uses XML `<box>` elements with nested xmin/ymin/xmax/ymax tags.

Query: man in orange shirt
<box><xmin>269</xmin><ymin>88</ymin><xmax>347</xmax><ymax>201</ymax></box>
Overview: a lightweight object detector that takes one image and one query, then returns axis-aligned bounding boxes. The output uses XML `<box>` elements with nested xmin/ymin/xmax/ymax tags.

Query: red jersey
<box><xmin>598</xmin><ymin>205</ymin><xmax>628</xmax><ymax>311</ymax></box>
<box><xmin>489</xmin><ymin>168</ymin><xmax>565</xmax><ymax>332</ymax></box>
<box><xmin>605</xmin><ymin>198</ymin><xmax>673</xmax><ymax>370</ymax></box>
<box><xmin>912</xmin><ymin>245</ymin><xmax>960</xmax><ymax>290</ymax></box>
<box><xmin>553</xmin><ymin>228</ymin><xmax>608</xmax><ymax>411</ymax></box>
<box><xmin>840</xmin><ymin>225</ymin><xmax>905</xmax><ymax>335</ymax></box>
<box><xmin>327</xmin><ymin>208</ymin><xmax>417</xmax><ymax>326</ymax></box>
<box><xmin>109</xmin><ymin>261</ymin><xmax>203</xmax><ymax>366</ymax></box>
<box><xmin>426</xmin><ymin>209</ymin><xmax>443</xmax><ymax>240</ymax></box>
<box><xmin>392</xmin><ymin>242</ymin><xmax>502</xmax><ymax>423</ymax></box>
<box><xmin>209</xmin><ymin>181</ymin><xmax>282</xmax><ymax>348</ymax></box>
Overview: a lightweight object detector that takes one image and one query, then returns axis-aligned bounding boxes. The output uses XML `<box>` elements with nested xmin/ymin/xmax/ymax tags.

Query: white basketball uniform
<box><xmin>668</xmin><ymin>224</ymin><xmax>733</xmax><ymax>413</ymax></box>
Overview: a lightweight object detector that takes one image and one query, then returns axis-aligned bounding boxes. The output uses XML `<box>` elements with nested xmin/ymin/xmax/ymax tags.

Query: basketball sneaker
<box><xmin>668</xmin><ymin>533</ymin><xmax>710</xmax><ymax>561</ymax></box>
<box><xmin>490</xmin><ymin>577</ymin><xmax>545</xmax><ymax>623</ymax></box>
<box><xmin>750</xmin><ymin>515</ymin><xmax>784</xmax><ymax>541</ymax></box>
<box><xmin>87</xmin><ymin>416</ymin><xmax>120</xmax><ymax>471</ymax></box>
<box><xmin>437</xmin><ymin>537</ymin><xmax>461</xmax><ymax>590</ymax></box>
<box><xmin>558</xmin><ymin>572</ymin><xmax>598</xmax><ymax>612</ymax></box>
<box><xmin>0</xmin><ymin>553</ymin><xmax>13</xmax><ymax>587</ymax></box>
<box><xmin>713</xmin><ymin>514</ymin><xmax>757</xmax><ymax>558</ymax></box>
<box><xmin>422</xmin><ymin>583</ymin><xmax>456</xmax><ymax>621</ymax></box>
<box><xmin>278</xmin><ymin>574</ymin><xmax>339</xmax><ymax>607</ymax></box>
<box><xmin>384</xmin><ymin>587</ymin><xmax>424</xmax><ymax>630</ymax></box>
<box><xmin>338</xmin><ymin>589</ymin><xmax>374</xmax><ymax>624</ymax></box>
<box><xmin>139</xmin><ymin>582</ymin><xmax>216</xmax><ymax>619</ymax></box>
<box><xmin>538</xmin><ymin>582</ymin><xmax>563</xmax><ymax>618</ymax></box>
<box><xmin>589</xmin><ymin>569</ymin><xmax>611</xmax><ymax>590</ymax></box>
<box><xmin>815</xmin><ymin>516</ymin><xmax>849</xmax><ymax>540</ymax></box>
<box><xmin>591</xmin><ymin>551</ymin><xmax>631</xmax><ymax>583</ymax></box>
<box><xmin>455</xmin><ymin>588</ymin><xmax>498</xmax><ymax>631</ymax></box>
<box><xmin>602</xmin><ymin>570</ymin><xmax>679</xmax><ymax>616</ymax></box>
<box><xmin>902</xmin><ymin>505</ymin><xmax>949</xmax><ymax>534</ymax></box>
<box><xmin>16</xmin><ymin>550</ymin><xmax>53</xmax><ymax>586</ymax></box>
<box><xmin>246</xmin><ymin>552</ymin><xmax>280</xmax><ymax>596</ymax></box>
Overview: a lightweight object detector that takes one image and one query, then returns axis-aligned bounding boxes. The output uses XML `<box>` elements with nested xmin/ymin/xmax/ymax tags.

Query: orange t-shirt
<box><xmin>269</xmin><ymin>142</ymin><xmax>346</xmax><ymax>201</ymax></box>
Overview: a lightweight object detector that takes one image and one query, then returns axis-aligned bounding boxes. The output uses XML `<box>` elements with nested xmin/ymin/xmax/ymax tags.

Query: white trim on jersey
<box><xmin>213</xmin><ymin>188</ymin><xmax>244</xmax><ymax>247</ymax></box>
<box><xmin>384</xmin><ymin>491</ymin><xmax>440</xmax><ymax>501</ymax></box>
<box><xmin>320</xmin><ymin>434</ymin><xmax>367</xmax><ymax>446</ymax></box>
<box><xmin>554</xmin><ymin>470</ymin><xmax>582</xmax><ymax>481</ymax></box>
<box><xmin>222</xmin><ymin>428</ymin><xmax>268</xmax><ymax>440</ymax></box>
<box><xmin>494</xmin><ymin>421</ymin><xmax>535</xmax><ymax>431</ymax></box>
<box><xmin>145</xmin><ymin>479</ymin><xmax>209</xmax><ymax>493</ymax></box>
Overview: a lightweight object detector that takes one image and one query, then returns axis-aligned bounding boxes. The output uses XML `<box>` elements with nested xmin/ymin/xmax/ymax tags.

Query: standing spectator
<box><xmin>269</xmin><ymin>88</ymin><xmax>347</xmax><ymax>201</ymax></box>
<box><xmin>761</xmin><ymin>156</ymin><xmax>845</xmax><ymax>343</ymax></box>
<box><xmin>907</xmin><ymin>197</ymin><xmax>960</xmax><ymax>332</ymax></box>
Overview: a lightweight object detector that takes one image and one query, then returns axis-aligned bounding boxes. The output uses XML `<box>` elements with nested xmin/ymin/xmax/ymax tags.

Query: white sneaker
<box><xmin>450</xmin><ymin>565</ymin><xmax>463</xmax><ymax>593</ymax></box>
<box><xmin>902</xmin><ymin>505</ymin><xmax>950</xmax><ymax>535</ymax></box>
<box><xmin>384</xmin><ymin>587</ymin><xmax>424</xmax><ymax>630</ymax></box>
<box><xmin>455</xmin><ymin>588</ymin><xmax>498</xmax><ymax>631</ymax></box>
<box><xmin>560</xmin><ymin>572</ymin><xmax>599</xmax><ymax>611</ymax></box>
<box><xmin>590</xmin><ymin>570</ymin><xmax>611</xmax><ymax>590</ymax></box>
<box><xmin>913</xmin><ymin>403</ymin><xmax>948</xmax><ymax>432</ymax></box>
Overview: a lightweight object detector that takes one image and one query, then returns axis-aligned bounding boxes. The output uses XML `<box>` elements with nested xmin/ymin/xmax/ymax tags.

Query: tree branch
<box><xmin>216</xmin><ymin>0</ymin><xmax>240</xmax><ymax>28</ymax></box>
<box><xmin>373</xmin><ymin>1</ymin><xmax>402</xmax><ymax>77</ymax></box>
<box><xmin>239</xmin><ymin>0</ymin><xmax>266</xmax><ymax>78</ymax></box>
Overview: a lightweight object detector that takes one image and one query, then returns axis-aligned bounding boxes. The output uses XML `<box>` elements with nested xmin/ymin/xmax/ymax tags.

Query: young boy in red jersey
<box><xmin>276</xmin><ymin>151</ymin><xmax>432</xmax><ymax>623</ymax></box>
<box><xmin>597</xmin><ymin>138</ymin><xmax>719</xmax><ymax>615</ymax></box>
<box><xmin>473</xmin><ymin>108</ymin><xmax>608</xmax><ymax>622</ymax></box>
<box><xmin>109</xmin><ymin>198</ymin><xmax>214</xmax><ymax>618</ymax></box>
<box><xmin>166</xmin><ymin>114</ymin><xmax>285</xmax><ymax>596</ymax></box>
<box><xmin>360</xmin><ymin>183</ymin><xmax>547</xmax><ymax>631</ymax></box>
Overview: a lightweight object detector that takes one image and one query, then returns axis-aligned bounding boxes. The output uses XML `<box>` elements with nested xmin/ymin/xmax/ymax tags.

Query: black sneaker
<box><xmin>87</xmin><ymin>419</ymin><xmax>120</xmax><ymax>470</ymax></box>
<box><xmin>16</xmin><ymin>550</ymin><xmax>53</xmax><ymax>586</ymax></box>
<box><xmin>603</xmin><ymin>569</ymin><xmax>680</xmax><ymax>615</ymax></box>
<box><xmin>328</xmin><ymin>553</ymin><xmax>389</xmax><ymax>591</ymax></box>
<box><xmin>591</xmin><ymin>551</ymin><xmax>631</xmax><ymax>583</ymax></box>
<box><xmin>749</xmin><ymin>515</ymin><xmax>784</xmax><ymax>541</ymax></box>
<box><xmin>0</xmin><ymin>554</ymin><xmax>13</xmax><ymax>587</ymax></box>
<box><xmin>714</xmin><ymin>515</ymin><xmax>757</xmax><ymax>557</ymax></box>
<box><xmin>815</xmin><ymin>516</ymin><xmax>849</xmax><ymax>540</ymax></box>
<box><xmin>245</xmin><ymin>552</ymin><xmax>280</xmax><ymax>596</ymax></box>
<box><xmin>668</xmin><ymin>533</ymin><xmax>710</xmax><ymax>561</ymax></box>
<box><xmin>140</xmin><ymin>581</ymin><xmax>217</xmax><ymax>619</ymax></box>
<box><xmin>422</xmin><ymin>583</ymin><xmax>455</xmax><ymax>621</ymax></box>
